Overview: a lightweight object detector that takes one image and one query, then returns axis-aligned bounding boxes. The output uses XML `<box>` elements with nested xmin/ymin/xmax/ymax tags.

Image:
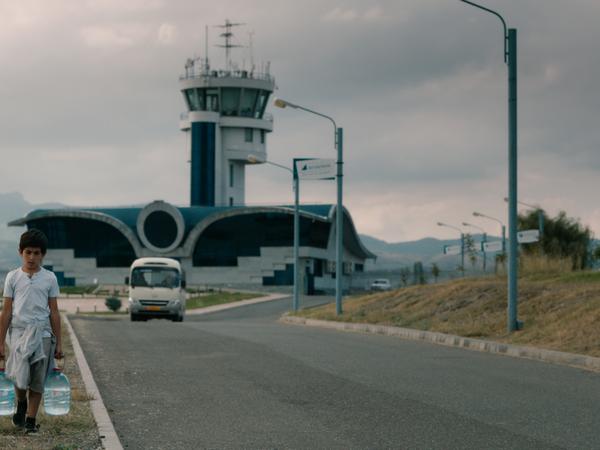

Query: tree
<box><xmin>399</xmin><ymin>267</ymin><xmax>411</xmax><ymax>287</ymax></box>
<box><xmin>518</xmin><ymin>209</ymin><xmax>594</xmax><ymax>269</ymax></box>
<box><xmin>464</xmin><ymin>233</ymin><xmax>478</xmax><ymax>270</ymax></box>
<box><xmin>413</xmin><ymin>261</ymin><xmax>427</xmax><ymax>285</ymax></box>
<box><xmin>431</xmin><ymin>263</ymin><xmax>440</xmax><ymax>283</ymax></box>
<box><xmin>105</xmin><ymin>296</ymin><xmax>122</xmax><ymax>312</ymax></box>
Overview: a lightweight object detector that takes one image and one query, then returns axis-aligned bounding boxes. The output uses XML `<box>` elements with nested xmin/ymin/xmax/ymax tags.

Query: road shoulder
<box><xmin>280</xmin><ymin>315</ymin><xmax>600</xmax><ymax>372</ymax></box>
<box><xmin>64</xmin><ymin>314</ymin><xmax>123</xmax><ymax>450</ymax></box>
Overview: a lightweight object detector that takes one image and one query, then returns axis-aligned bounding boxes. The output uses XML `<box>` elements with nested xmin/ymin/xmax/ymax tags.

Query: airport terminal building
<box><xmin>9</xmin><ymin>201</ymin><xmax>374</xmax><ymax>292</ymax></box>
<box><xmin>8</xmin><ymin>24</ymin><xmax>375</xmax><ymax>292</ymax></box>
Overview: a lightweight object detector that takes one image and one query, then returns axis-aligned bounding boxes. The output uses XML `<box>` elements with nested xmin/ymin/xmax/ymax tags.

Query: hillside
<box><xmin>297</xmin><ymin>270</ymin><xmax>600</xmax><ymax>357</ymax></box>
<box><xmin>361</xmin><ymin>233</ymin><xmax>502</xmax><ymax>271</ymax></box>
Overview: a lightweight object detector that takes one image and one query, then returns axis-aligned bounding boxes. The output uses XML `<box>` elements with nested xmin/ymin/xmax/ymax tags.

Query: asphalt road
<box><xmin>69</xmin><ymin>297</ymin><xmax>600</xmax><ymax>449</ymax></box>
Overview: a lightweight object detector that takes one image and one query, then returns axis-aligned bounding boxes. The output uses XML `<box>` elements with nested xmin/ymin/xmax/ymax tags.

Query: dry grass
<box><xmin>0</xmin><ymin>316</ymin><xmax>101</xmax><ymax>450</ymax></box>
<box><xmin>298</xmin><ymin>269</ymin><xmax>600</xmax><ymax>357</ymax></box>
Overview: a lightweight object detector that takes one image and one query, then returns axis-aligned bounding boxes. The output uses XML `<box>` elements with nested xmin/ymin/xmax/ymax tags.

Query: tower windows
<box><xmin>240</xmin><ymin>89</ymin><xmax>258</xmax><ymax>117</ymax></box>
<box><xmin>245</xmin><ymin>128</ymin><xmax>253</xmax><ymax>143</ymax></box>
<box><xmin>221</xmin><ymin>88</ymin><xmax>241</xmax><ymax>116</ymax></box>
<box><xmin>260</xmin><ymin>130</ymin><xmax>265</xmax><ymax>144</ymax></box>
<box><xmin>229</xmin><ymin>163</ymin><xmax>234</xmax><ymax>188</ymax></box>
<box><xmin>255</xmin><ymin>90</ymin><xmax>269</xmax><ymax>118</ymax></box>
<box><xmin>206</xmin><ymin>89</ymin><xmax>219</xmax><ymax>112</ymax></box>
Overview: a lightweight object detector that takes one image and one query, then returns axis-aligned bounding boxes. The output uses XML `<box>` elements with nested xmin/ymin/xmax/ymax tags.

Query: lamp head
<box><xmin>247</xmin><ymin>154</ymin><xmax>263</xmax><ymax>164</ymax></box>
<box><xmin>462</xmin><ymin>222</ymin><xmax>470</xmax><ymax>227</ymax></box>
<box><xmin>436</xmin><ymin>222</ymin><xmax>444</xmax><ymax>227</ymax></box>
<box><xmin>472</xmin><ymin>212</ymin><xmax>481</xmax><ymax>217</ymax></box>
<box><xmin>503</xmin><ymin>197</ymin><xmax>509</xmax><ymax>202</ymax></box>
<box><xmin>273</xmin><ymin>97</ymin><xmax>298</xmax><ymax>109</ymax></box>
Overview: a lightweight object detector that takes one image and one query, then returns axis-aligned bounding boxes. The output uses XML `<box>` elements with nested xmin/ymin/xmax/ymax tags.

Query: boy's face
<box><xmin>20</xmin><ymin>247</ymin><xmax>44</xmax><ymax>272</ymax></box>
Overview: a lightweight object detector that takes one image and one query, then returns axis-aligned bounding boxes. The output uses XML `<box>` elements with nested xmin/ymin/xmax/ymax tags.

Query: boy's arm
<box><xmin>48</xmin><ymin>298</ymin><xmax>63</xmax><ymax>359</ymax></box>
<box><xmin>0</xmin><ymin>298</ymin><xmax>13</xmax><ymax>359</ymax></box>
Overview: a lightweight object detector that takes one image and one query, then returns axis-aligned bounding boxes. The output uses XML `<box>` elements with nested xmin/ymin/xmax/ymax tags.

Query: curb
<box><xmin>186</xmin><ymin>293</ymin><xmax>289</xmax><ymax>316</ymax></box>
<box><xmin>280</xmin><ymin>315</ymin><xmax>600</xmax><ymax>372</ymax></box>
<box><xmin>63</xmin><ymin>314</ymin><xmax>123</xmax><ymax>450</ymax></box>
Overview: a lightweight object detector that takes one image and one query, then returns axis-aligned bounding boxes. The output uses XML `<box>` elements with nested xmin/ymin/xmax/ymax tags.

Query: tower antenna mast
<box><xmin>215</xmin><ymin>19</ymin><xmax>245</xmax><ymax>71</ymax></box>
<box><xmin>205</xmin><ymin>25</ymin><xmax>209</xmax><ymax>72</ymax></box>
<box><xmin>248</xmin><ymin>30</ymin><xmax>255</xmax><ymax>72</ymax></box>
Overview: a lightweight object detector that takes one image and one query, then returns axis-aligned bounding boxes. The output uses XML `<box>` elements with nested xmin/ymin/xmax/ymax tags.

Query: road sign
<box><xmin>517</xmin><ymin>229</ymin><xmax>540</xmax><ymax>244</ymax></box>
<box><xmin>295</xmin><ymin>158</ymin><xmax>336</xmax><ymax>180</ymax></box>
<box><xmin>482</xmin><ymin>241</ymin><xmax>503</xmax><ymax>252</ymax></box>
<box><xmin>443</xmin><ymin>245</ymin><xmax>461</xmax><ymax>256</ymax></box>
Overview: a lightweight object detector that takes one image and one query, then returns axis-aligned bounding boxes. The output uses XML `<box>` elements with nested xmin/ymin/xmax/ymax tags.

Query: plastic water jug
<box><xmin>0</xmin><ymin>367</ymin><xmax>15</xmax><ymax>416</ymax></box>
<box><xmin>43</xmin><ymin>368</ymin><xmax>71</xmax><ymax>415</ymax></box>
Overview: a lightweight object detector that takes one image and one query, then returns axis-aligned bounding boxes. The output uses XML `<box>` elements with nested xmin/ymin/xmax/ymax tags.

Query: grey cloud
<box><xmin>2</xmin><ymin>0</ymin><xmax>600</xmax><ymax>241</ymax></box>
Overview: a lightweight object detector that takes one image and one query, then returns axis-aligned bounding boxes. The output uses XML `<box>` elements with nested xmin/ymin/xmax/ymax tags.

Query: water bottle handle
<box><xmin>53</xmin><ymin>355</ymin><xmax>66</xmax><ymax>372</ymax></box>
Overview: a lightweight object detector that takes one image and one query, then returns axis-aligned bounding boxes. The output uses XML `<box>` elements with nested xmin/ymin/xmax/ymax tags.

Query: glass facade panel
<box><xmin>221</xmin><ymin>88</ymin><xmax>240</xmax><ymax>116</ymax></box>
<box><xmin>193</xmin><ymin>213</ymin><xmax>330</xmax><ymax>267</ymax></box>
<box><xmin>185</xmin><ymin>89</ymin><xmax>199</xmax><ymax>111</ymax></box>
<box><xmin>255</xmin><ymin>90</ymin><xmax>270</xmax><ymax>118</ymax></box>
<box><xmin>29</xmin><ymin>217</ymin><xmax>136</xmax><ymax>267</ymax></box>
<box><xmin>244</xmin><ymin>128</ymin><xmax>253</xmax><ymax>142</ymax></box>
<box><xmin>206</xmin><ymin>89</ymin><xmax>219</xmax><ymax>112</ymax></box>
<box><xmin>195</xmin><ymin>88</ymin><xmax>205</xmax><ymax>110</ymax></box>
<box><xmin>240</xmin><ymin>89</ymin><xmax>258</xmax><ymax>117</ymax></box>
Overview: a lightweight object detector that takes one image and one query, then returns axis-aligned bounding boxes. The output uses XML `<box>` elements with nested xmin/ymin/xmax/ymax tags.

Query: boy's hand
<box><xmin>54</xmin><ymin>345</ymin><xmax>64</xmax><ymax>359</ymax></box>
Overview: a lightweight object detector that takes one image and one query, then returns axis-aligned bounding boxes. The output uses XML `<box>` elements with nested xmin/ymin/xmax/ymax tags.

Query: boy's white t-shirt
<box><xmin>3</xmin><ymin>267</ymin><xmax>60</xmax><ymax>338</ymax></box>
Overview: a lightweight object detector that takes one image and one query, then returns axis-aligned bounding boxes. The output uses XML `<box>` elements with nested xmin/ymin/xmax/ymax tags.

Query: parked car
<box><xmin>370</xmin><ymin>278</ymin><xmax>392</xmax><ymax>291</ymax></box>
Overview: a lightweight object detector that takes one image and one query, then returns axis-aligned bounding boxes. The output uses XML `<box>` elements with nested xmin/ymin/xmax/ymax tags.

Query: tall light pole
<box><xmin>437</xmin><ymin>222</ymin><xmax>465</xmax><ymax>276</ymax></box>
<box><xmin>248</xmin><ymin>155</ymin><xmax>300</xmax><ymax>311</ymax></box>
<box><xmin>274</xmin><ymin>98</ymin><xmax>344</xmax><ymax>315</ymax></box>
<box><xmin>462</xmin><ymin>222</ymin><xmax>487</xmax><ymax>272</ymax></box>
<box><xmin>460</xmin><ymin>0</ymin><xmax>520</xmax><ymax>332</ymax></box>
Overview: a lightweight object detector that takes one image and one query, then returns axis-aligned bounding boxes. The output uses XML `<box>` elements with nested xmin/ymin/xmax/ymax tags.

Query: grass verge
<box><xmin>0</xmin><ymin>316</ymin><xmax>101</xmax><ymax>450</ymax></box>
<box><xmin>295</xmin><ymin>270</ymin><xmax>600</xmax><ymax>357</ymax></box>
<box><xmin>186</xmin><ymin>291</ymin><xmax>260</xmax><ymax>309</ymax></box>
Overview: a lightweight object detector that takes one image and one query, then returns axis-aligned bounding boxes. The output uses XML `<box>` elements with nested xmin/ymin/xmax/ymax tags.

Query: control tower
<box><xmin>179</xmin><ymin>21</ymin><xmax>275</xmax><ymax>207</ymax></box>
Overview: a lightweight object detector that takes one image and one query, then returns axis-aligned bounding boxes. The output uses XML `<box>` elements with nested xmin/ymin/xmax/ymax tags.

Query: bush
<box><xmin>105</xmin><ymin>296</ymin><xmax>122</xmax><ymax>312</ymax></box>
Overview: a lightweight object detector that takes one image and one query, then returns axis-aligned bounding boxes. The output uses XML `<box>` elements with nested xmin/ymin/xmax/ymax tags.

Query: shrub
<box><xmin>105</xmin><ymin>296</ymin><xmax>122</xmax><ymax>312</ymax></box>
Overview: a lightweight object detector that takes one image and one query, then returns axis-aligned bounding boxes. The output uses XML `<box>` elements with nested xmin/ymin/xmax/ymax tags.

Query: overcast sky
<box><xmin>1</xmin><ymin>0</ymin><xmax>599</xmax><ymax>242</ymax></box>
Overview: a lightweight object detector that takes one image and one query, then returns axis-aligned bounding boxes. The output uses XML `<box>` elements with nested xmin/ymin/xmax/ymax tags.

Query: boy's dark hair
<box><xmin>19</xmin><ymin>229</ymin><xmax>48</xmax><ymax>255</ymax></box>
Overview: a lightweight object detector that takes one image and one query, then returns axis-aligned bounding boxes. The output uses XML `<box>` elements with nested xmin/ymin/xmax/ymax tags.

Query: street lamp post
<box><xmin>462</xmin><ymin>222</ymin><xmax>487</xmax><ymax>272</ymax></box>
<box><xmin>473</xmin><ymin>211</ymin><xmax>506</xmax><ymax>257</ymax></box>
<box><xmin>248</xmin><ymin>155</ymin><xmax>300</xmax><ymax>311</ymax></box>
<box><xmin>274</xmin><ymin>98</ymin><xmax>344</xmax><ymax>315</ymax></box>
<box><xmin>460</xmin><ymin>0</ymin><xmax>520</xmax><ymax>332</ymax></box>
<box><xmin>437</xmin><ymin>222</ymin><xmax>465</xmax><ymax>276</ymax></box>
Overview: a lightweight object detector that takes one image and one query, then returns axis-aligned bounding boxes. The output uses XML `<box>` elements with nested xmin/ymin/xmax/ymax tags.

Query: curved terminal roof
<box><xmin>8</xmin><ymin>204</ymin><xmax>375</xmax><ymax>260</ymax></box>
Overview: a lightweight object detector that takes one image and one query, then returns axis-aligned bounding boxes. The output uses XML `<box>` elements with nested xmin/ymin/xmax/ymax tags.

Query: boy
<box><xmin>0</xmin><ymin>229</ymin><xmax>63</xmax><ymax>433</ymax></box>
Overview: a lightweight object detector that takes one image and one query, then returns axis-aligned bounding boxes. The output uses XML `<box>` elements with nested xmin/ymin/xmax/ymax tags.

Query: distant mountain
<box><xmin>361</xmin><ymin>234</ymin><xmax>502</xmax><ymax>271</ymax></box>
<box><xmin>0</xmin><ymin>192</ymin><xmax>66</xmax><ymax>269</ymax></box>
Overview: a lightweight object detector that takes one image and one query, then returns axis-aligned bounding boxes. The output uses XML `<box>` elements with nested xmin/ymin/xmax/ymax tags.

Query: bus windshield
<box><xmin>131</xmin><ymin>267</ymin><xmax>180</xmax><ymax>288</ymax></box>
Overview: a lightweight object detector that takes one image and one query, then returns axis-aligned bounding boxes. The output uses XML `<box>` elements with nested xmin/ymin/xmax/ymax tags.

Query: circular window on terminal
<box><xmin>143</xmin><ymin>210</ymin><xmax>178</xmax><ymax>249</ymax></box>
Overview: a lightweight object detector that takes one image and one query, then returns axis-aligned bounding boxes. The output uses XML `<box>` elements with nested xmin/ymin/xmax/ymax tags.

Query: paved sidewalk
<box><xmin>59</xmin><ymin>292</ymin><xmax>291</xmax><ymax>315</ymax></box>
<box><xmin>58</xmin><ymin>296</ymin><xmax>114</xmax><ymax>313</ymax></box>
